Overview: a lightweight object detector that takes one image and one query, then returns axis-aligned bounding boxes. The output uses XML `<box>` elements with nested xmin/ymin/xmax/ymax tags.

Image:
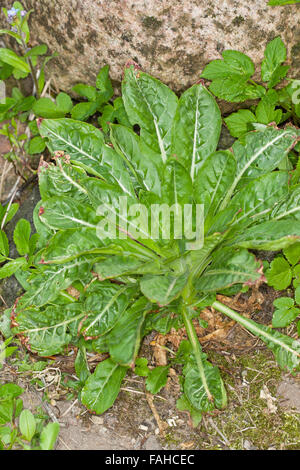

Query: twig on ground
<box><xmin>60</xmin><ymin>398</ymin><xmax>79</xmax><ymax>417</ymax></box>
<box><xmin>145</xmin><ymin>391</ymin><xmax>168</xmax><ymax>437</ymax></box>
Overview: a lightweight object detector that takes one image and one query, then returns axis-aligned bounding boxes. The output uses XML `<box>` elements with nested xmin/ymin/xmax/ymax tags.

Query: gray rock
<box><xmin>277</xmin><ymin>377</ymin><xmax>300</xmax><ymax>412</ymax></box>
<box><xmin>143</xmin><ymin>435</ymin><xmax>162</xmax><ymax>450</ymax></box>
<box><xmin>0</xmin><ymin>1</ymin><xmax>299</xmax><ymax>97</ymax></box>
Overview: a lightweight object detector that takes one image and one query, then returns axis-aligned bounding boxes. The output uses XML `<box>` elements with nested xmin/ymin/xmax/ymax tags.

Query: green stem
<box><xmin>212</xmin><ymin>300</ymin><xmax>300</xmax><ymax>359</ymax></box>
<box><xmin>19</xmin><ymin>34</ymin><xmax>40</xmax><ymax>99</ymax></box>
<box><xmin>181</xmin><ymin>302</ymin><xmax>213</xmax><ymax>401</ymax></box>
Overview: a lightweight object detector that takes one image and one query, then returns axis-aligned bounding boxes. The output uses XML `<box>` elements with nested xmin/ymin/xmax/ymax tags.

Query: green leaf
<box><xmin>81</xmin><ymin>358</ymin><xmax>127</xmax><ymax>414</ymax></box>
<box><xmin>140</xmin><ymin>273</ymin><xmax>187</xmax><ymax>306</ymax></box>
<box><xmin>14</xmin><ymin>303</ymin><xmax>84</xmax><ymax>355</ymax></box>
<box><xmin>145</xmin><ymin>365</ymin><xmax>169</xmax><ymax>394</ymax></box>
<box><xmin>0</xmin><ymin>230</ymin><xmax>9</xmax><ymax>257</ymax></box>
<box><xmin>134</xmin><ymin>357</ymin><xmax>149</xmax><ymax>377</ymax></box>
<box><xmin>283</xmin><ymin>242</ymin><xmax>300</xmax><ymax>266</ymax></box>
<box><xmin>0</xmin><ymin>257</ymin><xmax>27</xmax><ymax>279</ymax></box>
<box><xmin>220</xmin><ymin>127</ymin><xmax>299</xmax><ymax>208</ymax></box>
<box><xmin>38</xmin><ymin>158</ymin><xmax>89</xmax><ymax>203</ymax></box>
<box><xmin>13</xmin><ymin>218</ymin><xmax>31</xmax><ymax>255</ymax></box>
<box><xmin>171</xmin><ymin>84</ymin><xmax>221</xmax><ymax>181</ymax></box>
<box><xmin>202</xmin><ymin>50</ymin><xmax>255</xmax><ymax>80</ymax></box>
<box><xmin>295</xmin><ymin>286</ymin><xmax>300</xmax><ymax>305</ymax></box>
<box><xmin>0</xmin><ymin>28</ymin><xmax>22</xmax><ymax>43</ymax></box>
<box><xmin>80</xmin><ymin>283</ymin><xmax>135</xmax><ymax>338</ymax></box>
<box><xmin>232</xmin><ymin>219</ymin><xmax>300</xmax><ymax>251</ymax></box>
<box><xmin>210</xmin><ymin>171</ymin><xmax>288</xmax><ymax>234</ymax></box>
<box><xmin>108</xmin><ymin>297</ymin><xmax>149</xmax><ymax>366</ymax></box>
<box><xmin>95</xmin><ymin>65</ymin><xmax>114</xmax><ymax>103</ymax></box>
<box><xmin>74</xmin><ymin>346</ymin><xmax>90</xmax><ymax>383</ymax></box>
<box><xmin>72</xmin><ymin>84</ymin><xmax>97</xmax><ymax>101</ymax></box>
<box><xmin>71</xmin><ymin>101</ymin><xmax>98</xmax><ymax>121</ymax></box>
<box><xmin>55</xmin><ymin>92</ymin><xmax>73</xmax><ymax>114</ymax></box>
<box><xmin>176</xmin><ymin>394</ymin><xmax>203</xmax><ymax>427</ymax></box>
<box><xmin>201</xmin><ymin>50</ymin><xmax>264</xmax><ymax>102</ymax></box>
<box><xmin>266</xmin><ymin>257</ymin><xmax>292</xmax><ymax>290</ymax></box>
<box><xmin>272</xmin><ymin>297</ymin><xmax>300</xmax><ymax>328</ymax></box>
<box><xmin>122</xmin><ymin>66</ymin><xmax>178</xmax><ymax>164</ymax></box>
<box><xmin>19</xmin><ymin>258</ymin><xmax>94</xmax><ymax>308</ymax></box>
<box><xmin>194</xmin><ymin>150</ymin><xmax>236</xmax><ymax>228</ymax></box>
<box><xmin>39</xmin><ymin>118</ymin><xmax>112</xmax><ymax>179</ymax></box>
<box><xmin>0</xmin><ymin>48</ymin><xmax>30</xmax><ymax>73</ymax></box>
<box><xmin>209</xmin><ymin>76</ymin><xmax>265</xmax><ymax>102</ymax></box>
<box><xmin>0</xmin><ymin>203</ymin><xmax>19</xmax><ymax>227</ymax></box>
<box><xmin>0</xmin><ymin>383</ymin><xmax>23</xmax><ymax>398</ymax></box>
<box><xmin>268</xmin><ymin>0</ymin><xmax>299</xmax><ymax>4</ymax></box>
<box><xmin>40</xmin><ymin>422</ymin><xmax>60</xmax><ymax>450</ymax></box>
<box><xmin>182</xmin><ymin>353</ymin><xmax>227</xmax><ymax>412</ymax></box>
<box><xmin>33</xmin><ymin>98</ymin><xmax>66</xmax><ymax>119</ymax></box>
<box><xmin>28</xmin><ymin>136</ymin><xmax>46</xmax><ymax>154</ymax></box>
<box><xmin>224</xmin><ymin>109</ymin><xmax>257</xmax><ymax>138</ymax></box>
<box><xmin>272</xmin><ymin>186</ymin><xmax>300</xmax><ymax>221</ymax></box>
<box><xmin>25</xmin><ymin>44</ymin><xmax>47</xmax><ymax>57</ymax></box>
<box><xmin>110</xmin><ymin>123</ymin><xmax>161</xmax><ymax>195</ymax></box>
<box><xmin>19</xmin><ymin>409</ymin><xmax>36</xmax><ymax>441</ymax></box>
<box><xmin>38</xmin><ymin>196</ymin><xmax>99</xmax><ymax>231</ymax></box>
<box><xmin>261</xmin><ymin>37</ymin><xmax>288</xmax><ymax>88</ymax></box>
<box><xmin>196</xmin><ymin>248</ymin><xmax>260</xmax><ymax>292</ymax></box>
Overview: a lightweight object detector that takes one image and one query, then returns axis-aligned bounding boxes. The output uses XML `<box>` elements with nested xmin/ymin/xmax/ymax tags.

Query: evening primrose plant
<box><xmin>2</xmin><ymin>65</ymin><xmax>300</xmax><ymax>423</ymax></box>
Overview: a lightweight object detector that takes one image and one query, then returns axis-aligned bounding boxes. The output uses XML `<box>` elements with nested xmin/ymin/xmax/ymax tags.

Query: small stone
<box><xmin>138</xmin><ymin>424</ymin><xmax>148</xmax><ymax>431</ymax></box>
<box><xmin>90</xmin><ymin>416</ymin><xmax>104</xmax><ymax>425</ymax></box>
<box><xmin>243</xmin><ymin>440</ymin><xmax>258</xmax><ymax>450</ymax></box>
<box><xmin>143</xmin><ymin>435</ymin><xmax>162</xmax><ymax>450</ymax></box>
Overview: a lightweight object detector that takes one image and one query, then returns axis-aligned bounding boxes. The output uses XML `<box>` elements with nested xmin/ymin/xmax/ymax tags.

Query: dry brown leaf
<box><xmin>66</xmin><ymin>286</ymin><xmax>81</xmax><ymax>299</ymax></box>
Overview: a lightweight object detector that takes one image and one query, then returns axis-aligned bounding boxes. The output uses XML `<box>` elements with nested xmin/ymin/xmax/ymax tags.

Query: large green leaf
<box><xmin>110</xmin><ymin>124</ymin><xmax>161</xmax><ymax>195</ymax></box>
<box><xmin>194</xmin><ymin>150</ymin><xmax>236</xmax><ymax>227</ymax></box>
<box><xmin>108</xmin><ymin>297</ymin><xmax>149</xmax><ymax>366</ymax></box>
<box><xmin>163</xmin><ymin>159</ymin><xmax>193</xmax><ymax>206</ymax></box>
<box><xmin>183</xmin><ymin>352</ymin><xmax>227</xmax><ymax>412</ymax></box>
<box><xmin>271</xmin><ymin>186</ymin><xmax>300</xmax><ymax>221</ymax></box>
<box><xmin>40</xmin><ymin>119</ymin><xmax>135</xmax><ymax>195</ymax></box>
<box><xmin>122</xmin><ymin>66</ymin><xmax>178</xmax><ymax>164</ymax></box>
<box><xmin>39</xmin><ymin>119</ymin><xmax>105</xmax><ymax>177</ymax></box>
<box><xmin>80</xmin><ymin>282</ymin><xmax>135</xmax><ymax>337</ymax></box>
<box><xmin>219</xmin><ymin>127</ymin><xmax>298</xmax><ymax>209</ymax></box>
<box><xmin>209</xmin><ymin>171</ymin><xmax>288</xmax><ymax>234</ymax></box>
<box><xmin>171</xmin><ymin>84</ymin><xmax>221</xmax><ymax>181</ymax></box>
<box><xmin>39</xmin><ymin>196</ymin><xmax>99</xmax><ymax>231</ymax></box>
<box><xmin>40</xmin><ymin>228</ymin><xmax>111</xmax><ymax>264</ymax></box>
<box><xmin>81</xmin><ymin>358</ymin><xmax>127</xmax><ymax>414</ymax></box>
<box><xmin>20</xmin><ymin>257</ymin><xmax>94</xmax><ymax>307</ymax></box>
<box><xmin>140</xmin><ymin>273</ymin><xmax>187</xmax><ymax>306</ymax></box>
<box><xmin>0</xmin><ymin>48</ymin><xmax>30</xmax><ymax>73</ymax></box>
<box><xmin>231</xmin><ymin>219</ymin><xmax>300</xmax><ymax>250</ymax></box>
<box><xmin>81</xmin><ymin>177</ymin><xmax>163</xmax><ymax>255</ymax></box>
<box><xmin>196</xmin><ymin>247</ymin><xmax>260</xmax><ymax>292</ymax></box>
<box><xmin>38</xmin><ymin>159</ymin><xmax>89</xmax><ymax>203</ymax></box>
<box><xmin>13</xmin><ymin>303</ymin><xmax>84</xmax><ymax>356</ymax></box>
<box><xmin>94</xmin><ymin>255</ymin><xmax>161</xmax><ymax>279</ymax></box>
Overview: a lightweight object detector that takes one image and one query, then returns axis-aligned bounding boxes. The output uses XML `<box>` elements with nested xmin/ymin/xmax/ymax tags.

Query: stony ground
<box><xmin>0</xmin><ymin>132</ymin><xmax>300</xmax><ymax>451</ymax></box>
